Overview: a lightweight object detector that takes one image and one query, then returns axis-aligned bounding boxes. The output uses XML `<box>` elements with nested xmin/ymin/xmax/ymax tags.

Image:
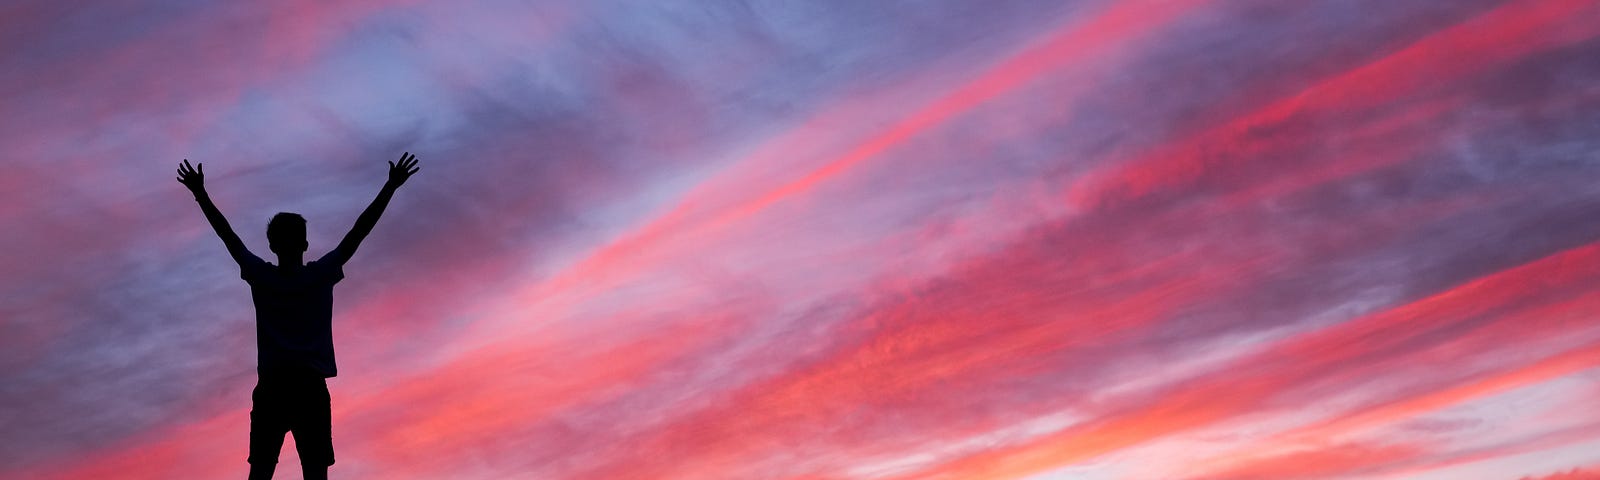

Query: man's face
<box><xmin>267</xmin><ymin>214</ymin><xmax>308</xmax><ymax>255</ymax></box>
<box><xmin>269</xmin><ymin>233</ymin><xmax>307</xmax><ymax>255</ymax></box>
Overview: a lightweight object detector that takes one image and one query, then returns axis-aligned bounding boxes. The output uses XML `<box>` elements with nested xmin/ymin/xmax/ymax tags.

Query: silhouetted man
<box><xmin>177</xmin><ymin>153</ymin><xmax>420</xmax><ymax>480</ymax></box>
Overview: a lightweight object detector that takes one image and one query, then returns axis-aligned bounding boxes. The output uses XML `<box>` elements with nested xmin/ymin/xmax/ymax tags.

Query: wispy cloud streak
<box><xmin>3</xmin><ymin>0</ymin><xmax>1600</xmax><ymax>478</ymax></box>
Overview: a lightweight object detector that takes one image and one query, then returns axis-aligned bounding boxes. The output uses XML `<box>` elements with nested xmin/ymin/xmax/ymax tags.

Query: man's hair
<box><xmin>267</xmin><ymin>212</ymin><xmax>307</xmax><ymax>253</ymax></box>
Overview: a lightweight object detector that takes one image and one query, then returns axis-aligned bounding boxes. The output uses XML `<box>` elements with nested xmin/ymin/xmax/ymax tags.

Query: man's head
<box><xmin>267</xmin><ymin>212</ymin><xmax>307</xmax><ymax>256</ymax></box>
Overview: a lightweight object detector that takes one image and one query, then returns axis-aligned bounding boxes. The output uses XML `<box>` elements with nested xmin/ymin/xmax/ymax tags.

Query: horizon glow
<box><xmin>3</xmin><ymin>1</ymin><xmax>1600</xmax><ymax>479</ymax></box>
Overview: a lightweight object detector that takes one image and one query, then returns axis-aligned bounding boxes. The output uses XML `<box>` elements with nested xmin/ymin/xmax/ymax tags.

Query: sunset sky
<box><xmin>3</xmin><ymin>0</ymin><xmax>1600</xmax><ymax>478</ymax></box>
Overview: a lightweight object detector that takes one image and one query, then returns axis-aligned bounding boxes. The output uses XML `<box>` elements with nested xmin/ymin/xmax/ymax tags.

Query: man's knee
<box><xmin>299</xmin><ymin>452</ymin><xmax>332</xmax><ymax>480</ymax></box>
<box><xmin>247</xmin><ymin>461</ymin><xmax>276</xmax><ymax>480</ymax></box>
<box><xmin>297</xmin><ymin>445</ymin><xmax>335</xmax><ymax>468</ymax></box>
<box><xmin>294</xmin><ymin>431</ymin><xmax>335</xmax><ymax>469</ymax></box>
<box><xmin>301</xmin><ymin>465</ymin><xmax>328</xmax><ymax>480</ymax></box>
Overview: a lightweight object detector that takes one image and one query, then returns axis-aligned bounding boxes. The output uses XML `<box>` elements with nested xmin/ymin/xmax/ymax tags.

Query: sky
<box><xmin>2</xmin><ymin>0</ymin><xmax>1600</xmax><ymax>478</ymax></box>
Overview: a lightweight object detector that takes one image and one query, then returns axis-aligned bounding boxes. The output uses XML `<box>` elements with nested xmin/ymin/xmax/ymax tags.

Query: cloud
<box><xmin>5</xmin><ymin>0</ymin><xmax>1600</xmax><ymax>479</ymax></box>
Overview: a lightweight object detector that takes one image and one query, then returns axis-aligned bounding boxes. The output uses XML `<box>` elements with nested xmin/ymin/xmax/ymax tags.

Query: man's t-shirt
<box><xmin>241</xmin><ymin>253</ymin><xmax>344</xmax><ymax>378</ymax></box>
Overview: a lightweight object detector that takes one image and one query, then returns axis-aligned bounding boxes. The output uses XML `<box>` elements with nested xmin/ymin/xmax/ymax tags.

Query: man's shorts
<box><xmin>248</xmin><ymin>375</ymin><xmax>334</xmax><ymax>467</ymax></box>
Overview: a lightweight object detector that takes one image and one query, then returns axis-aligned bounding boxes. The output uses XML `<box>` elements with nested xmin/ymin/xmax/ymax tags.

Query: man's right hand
<box><xmin>177</xmin><ymin>159</ymin><xmax>205</xmax><ymax>194</ymax></box>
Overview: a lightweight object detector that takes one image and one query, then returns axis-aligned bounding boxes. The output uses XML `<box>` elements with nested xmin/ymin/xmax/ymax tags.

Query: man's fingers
<box><xmin>391</xmin><ymin>152</ymin><xmax>418</xmax><ymax>174</ymax></box>
<box><xmin>197</xmin><ymin>163</ymin><xmax>203</xmax><ymax>174</ymax></box>
<box><xmin>408</xmin><ymin>166</ymin><xmax>419</xmax><ymax>175</ymax></box>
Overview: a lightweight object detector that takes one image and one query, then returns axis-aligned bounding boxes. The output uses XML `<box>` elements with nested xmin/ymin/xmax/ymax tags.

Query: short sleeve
<box><xmin>239</xmin><ymin>252</ymin><xmax>271</xmax><ymax>282</ymax></box>
<box><xmin>313</xmin><ymin>251</ymin><xmax>346</xmax><ymax>285</ymax></box>
<box><xmin>323</xmin><ymin>260</ymin><xmax>344</xmax><ymax>285</ymax></box>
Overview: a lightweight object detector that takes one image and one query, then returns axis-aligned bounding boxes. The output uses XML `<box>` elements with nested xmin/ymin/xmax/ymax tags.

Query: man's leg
<box><xmin>248</xmin><ymin>462</ymin><xmax>277</xmax><ymax>480</ymax></box>
<box><xmin>299</xmin><ymin>463</ymin><xmax>328</xmax><ymax>480</ymax></box>
<box><xmin>248</xmin><ymin>381</ymin><xmax>289</xmax><ymax>480</ymax></box>
<box><xmin>291</xmin><ymin>378</ymin><xmax>334</xmax><ymax>480</ymax></box>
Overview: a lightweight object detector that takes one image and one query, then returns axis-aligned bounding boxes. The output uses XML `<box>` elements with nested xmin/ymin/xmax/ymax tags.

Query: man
<box><xmin>177</xmin><ymin>153</ymin><xmax>420</xmax><ymax>480</ymax></box>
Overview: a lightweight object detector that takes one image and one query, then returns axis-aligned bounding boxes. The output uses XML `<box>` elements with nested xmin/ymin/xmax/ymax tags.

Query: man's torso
<box><xmin>242</xmin><ymin>255</ymin><xmax>343</xmax><ymax>377</ymax></box>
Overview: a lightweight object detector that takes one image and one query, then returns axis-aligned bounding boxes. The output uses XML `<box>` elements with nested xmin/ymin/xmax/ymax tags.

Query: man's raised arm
<box><xmin>325</xmin><ymin>152</ymin><xmax>420</xmax><ymax>266</ymax></box>
<box><xmin>177</xmin><ymin>159</ymin><xmax>256</xmax><ymax>266</ymax></box>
